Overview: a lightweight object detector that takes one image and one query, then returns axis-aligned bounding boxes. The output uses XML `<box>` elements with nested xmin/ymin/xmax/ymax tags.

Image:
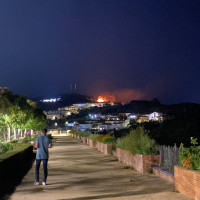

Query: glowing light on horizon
<box><xmin>97</xmin><ymin>98</ymin><xmax>104</xmax><ymax>103</ymax></box>
<box><xmin>97</xmin><ymin>96</ymin><xmax>106</xmax><ymax>103</ymax></box>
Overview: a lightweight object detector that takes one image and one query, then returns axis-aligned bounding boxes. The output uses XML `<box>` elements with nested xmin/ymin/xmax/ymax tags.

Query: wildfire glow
<box><xmin>97</xmin><ymin>89</ymin><xmax>147</xmax><ymax>104</ymax></box>
<box><xmin>97</xmin><ymin>96</ymin><xmax>106</xmax><ymax>103</ymax></box>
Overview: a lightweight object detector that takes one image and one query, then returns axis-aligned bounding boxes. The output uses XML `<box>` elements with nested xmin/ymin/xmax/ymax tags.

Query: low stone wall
<box><xmin>113</xmin><ymin>150</ymin><xmax>117</xmax><ymax>157</ymax></box>
<box><xmin>116</xmin><ymin>148</ymin><xmax>161</xmax><ymax>173</ymax></box>
<box><xmin>89</xmin><ymin>139</ymin><xmax>96</xmax><ymax>148</ymax></box>
<box><xmin>69</xmin><ymin>134</ymin><xmax>113</xmax><ymax>155</ymax></box>
<box><xmin>142</xmin><ymin>154</ymin><xmax>161</xmax><ymax>173</ymax></box>
<box><xmin>77</xmin><ymin>135</ymin><xmax>82</xmax><ymax>140</ymax></box>
<box><xmin>96</xmin><ymin>141</ymin><xmax>113</xmax><ymax>155</ymax></box>
<box><xmin>175</xmin><ymin>165</ymin><xmax>200</xmax><ymax>200</ymax></box>
<box><xmin>103</xmin><ymin>143</ymin><xmax>113</xmax><ymax>155</ymax></box>
<box><xmin>116</xmin><ymin>148</ymin><xmax>133</xmax><ymax>166</ymax></box>
<box><xmin>82</xmin><ymin>137</ymin><xmax>87</xmax><ymax>144</ymax></box>
<box><xmin>96</xmin><ymin>141</ymin><xmax>104</xmax><ymax>153</ymax></box>
<box><xmin>153</xmin><ymin>167</ymin><xmax>174</xmax><ymax>183</ymax></box>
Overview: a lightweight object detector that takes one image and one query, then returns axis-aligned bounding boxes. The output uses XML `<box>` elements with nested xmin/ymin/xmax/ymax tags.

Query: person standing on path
<box><xmin>32</xmin><ymin>129</ymin><xmax>52</xmax><ymax>186</ymax></box>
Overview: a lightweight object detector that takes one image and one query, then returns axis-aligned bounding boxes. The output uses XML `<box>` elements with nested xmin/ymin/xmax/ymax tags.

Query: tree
<box><xmin>0</xmin><ymin>89</ymin><xmax>47</xmax><ymax>141</ymax></box>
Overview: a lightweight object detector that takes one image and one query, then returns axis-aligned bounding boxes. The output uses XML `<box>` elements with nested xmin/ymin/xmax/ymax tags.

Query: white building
<box><xmin>88</xmin><ymin>113</ymin><xmax>105</xmax><ymax>120</ymax></box>
<box><xmin>148</xmin><ymin>112</ymin><xmax>163</xmax><ymax>121</ymax></box>
<box><xmin>99</xmin><ymin>124</ymin><xmax>113</xmax><ymax>131</ymax></box>
<box><xmin>45</xmin><ymin>110</ymin><xmax>66</xmax><ymax>120</ymax></box>
<box><xmin>77</xmin><ymin>124</ymin><xmax>92</xmax><ymax>132</ymax></box>
<box><xmin>127</xmin><ymin>113</ymin><xmax>137</xmax><ymax>119</ymax></box>
<box><xmin>122</xmin><ymin>119</ymin><xmax>131</xmax><ymax>127</ymax></box>
<box><xmin>67</xmin><ymin>123</ymin><xmax>75</xmax><ymax>127</ymax></box>
<box><xmin>105</xmin><ymin>115</ymin><xmax>120</xmax><ymax>121</ymax></box>
<box><xmin>112</xmin><ymin>123</ymin><xmax>123</xmax><ymax>130</ymax></box>
<box><xmin>99</xmin><ymin>122</ymin><xmax>125</xmax><ymax>132</ymax></box>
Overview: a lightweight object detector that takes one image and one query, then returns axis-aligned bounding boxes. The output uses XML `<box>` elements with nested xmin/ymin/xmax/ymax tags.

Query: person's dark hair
<box><xmin>42</xmin><ymin>129</ymin><xmax>47</xmax><ymax>134</ymax></box>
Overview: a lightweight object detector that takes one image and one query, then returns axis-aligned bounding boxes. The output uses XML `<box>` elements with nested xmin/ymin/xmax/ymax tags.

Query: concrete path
<box><xmin>10</xmin><ymin>136</ymin><xmax>190</xmax><ymax>200</ymax></box>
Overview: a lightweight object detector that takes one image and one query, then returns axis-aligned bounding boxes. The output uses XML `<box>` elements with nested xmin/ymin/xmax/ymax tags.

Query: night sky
<box><xmin>0</xmin><ymin>0</ymin><xmax>200</xmax><ymax>104</ymax></box>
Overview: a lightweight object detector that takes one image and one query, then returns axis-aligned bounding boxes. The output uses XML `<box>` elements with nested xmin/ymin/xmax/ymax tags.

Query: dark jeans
<box><xmin>35</xmin><ymin>159</ymin><xmax>48</xmax><ymax>182</ymax></box>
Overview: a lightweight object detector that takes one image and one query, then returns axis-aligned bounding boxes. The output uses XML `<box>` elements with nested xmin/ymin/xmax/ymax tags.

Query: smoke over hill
<box><xmin>98</xmin><ymin>89</ymin><xmax>148</xmax><ymax>104</ymax></box>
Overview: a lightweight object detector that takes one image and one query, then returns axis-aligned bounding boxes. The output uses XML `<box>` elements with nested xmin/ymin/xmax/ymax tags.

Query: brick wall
<box><xmin>153</xmin><ymin>168</ymin><xmax>174</xmax><ymax>183</ymax></box>
<box><xmin>88</xmin><ymin>139</ymin><xmax>96</xmax><ymax>148</ymax></box>
<box><xmin>175</xmin><ymin>165</ymin><xmax>200</xmax><ymax>200</ymax></box>
<box><xmin>78</xmin><ymin>136</ymin><xmax>81</xmax><ymax>140</ymax></box>
<box><xmin>142</xmin><ymin>155</ymin><xmax>161</xmax><ymax>173</ymax></box>
<box><xmin>82</xmin><ymin>137</ymin><xmax>87</xmax><ymax>144</ymax></box>
<box><xmin>116</xmin><ymin>148</ymin><xmax>160</xmax><ymax>173</ymax></box>
<box><xmin>132</xmin><ymin>154</ymin><xmax>144</xmax><ymax>173</ymax></box>
<box><xmin>103</xmin><ymin>144</ymin><xmax>113</xmax><ymax>155</ymax></box>
<box><xmin>96</xmin><ymin>141</ymin><xmax>113</xmax><ymax>155</ymax></box>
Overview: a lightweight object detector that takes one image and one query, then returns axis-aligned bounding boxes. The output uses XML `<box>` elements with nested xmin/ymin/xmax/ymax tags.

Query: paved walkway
<box><xmin>10</xmin><ymin>136</ymin><xmax>190</xmax><ymax>200</ymax></box>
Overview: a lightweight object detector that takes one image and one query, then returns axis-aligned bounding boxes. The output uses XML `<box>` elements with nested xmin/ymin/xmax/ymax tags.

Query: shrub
<box><xmin>0</xmin><ymin>138</ymin><xmax>5</xmax><ymax>142</ymax></box>
<box><xmin>76</xmin><ymin>132</ymin><xmax>82</xmax><ymax>136</ymax></box>
<box><xmin>0</xmin><ymin>143</ymin><xmax>31</xmax><ymax>162</ymax></box>
<box><xmin>0</xmin><ymin>142</ymin><xmax>13</xmax><ymax>155</ymax></box>
<box><xmin>81</xmin><ymin>132</ymin><xmax>89</xmax><ymax>137</ymax></box>
<box><xmin>18</xmin><ymin>134</ymin><xmax>40</xmax><ymax>143</ymax></box>
<box><xmin>116</xmin><ymin>138</ymin><xmax>123</xmax><ymax>148</ymax></box>
<box><xmin>96</xmin><ymin>134</ymin><xmax>116</xmax><ymax>144</ymax></box>
<box><xmin>120</xmin><ymin>127</ymin><xmax>158</xmax><ymax>155</ymax></box>
<box><xmin>103</xmin><ymin>137</ymin><xmax>116</xmax><ymax>144</ymax></box>
<box><xmin>70</xmin><ymin>130</ymin><xmax>89</xmax><ymax>137</ymax></box>
<box><xmin>70</xmin><ymin>130</ymin><xmax>78</xmax><ymax>135</ymax></box>
<box><xmin>179</xmin><ymin>137</ymin><xmax>200</xmax><ymax>170</ymax></box>
<box><xmin>96</xmin><ymin>135</ymin><xmax>106</xmax><ymax>142</ymax></box>
<box><xmin>89</xmin><ymin>134</ymin><xmax>98</xmax><ymax>140</ymax></box>
<box><xmin>18</xmin><ymin>136</ymin><xmax>30</xmax><ymax>143</ymax></box>
<box><xmin>31</xmin><ymin>134</ymin><xmax>39</xmax><ymax>141</ymax></box>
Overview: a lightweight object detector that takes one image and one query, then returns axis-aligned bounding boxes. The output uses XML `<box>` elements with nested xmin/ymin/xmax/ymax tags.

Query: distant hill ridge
<box><xmin>34</xmin><ymin>93</ymin><xmax>92</xmax><ymax>111</ymax></box>
<box><xmin>33</xmin><ymin>93</ymin><xmax>200</xmax><ymax>121</ymax></box>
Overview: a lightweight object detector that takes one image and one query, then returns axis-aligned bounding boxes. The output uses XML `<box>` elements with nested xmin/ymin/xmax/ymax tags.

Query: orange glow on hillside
<box><xmin>97</xmin><ymin>96</ymin><xmax>107</xmax><ymax>103</ymax></box>
<box><xmin>96</xmin><ymin>89</ymin><xmax>147</xmax><ymax>104</ymax></box>
<box><xmin>97</xmin><ymin>98</ymin><xmax>104</xmax><ymax>103</ymax></box>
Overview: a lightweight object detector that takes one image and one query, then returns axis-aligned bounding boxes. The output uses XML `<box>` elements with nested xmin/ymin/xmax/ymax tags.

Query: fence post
<box><xmin>159</xmin><ymin>143</ymin><xmax>180</xmax><ymax>172</ymax></box>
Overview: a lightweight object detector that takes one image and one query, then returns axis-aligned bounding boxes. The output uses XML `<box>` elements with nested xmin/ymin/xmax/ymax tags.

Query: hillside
<box><xmin>65</xmin><ymin>99</ymin><xmax>200</xmax><ymax>146</ymax></box>
<box><xmin>34</xmin><ymin>93</ymin><xmax>92</xmax><ymax>111</ymax></box>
